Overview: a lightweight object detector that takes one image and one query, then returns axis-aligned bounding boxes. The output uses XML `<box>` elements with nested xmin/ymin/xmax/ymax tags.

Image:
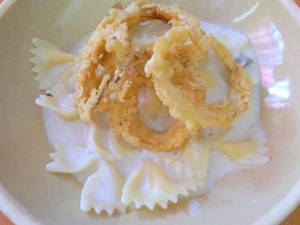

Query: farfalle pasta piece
<box><xmin>35</xmin><ymin>65</ymin><xmax>79</xmax><ymax>120</ymax></box>
<box><xmin>214</xmin><ymin>123</ymin><xmax>269</xmax><ymax>167</ymax></box>
<box><xmin>162</xmin><ymin>137</ymin><xmax>209</xmax><ymax>183</ymax></box>
<box><xmin>217</xmin><ymin>141</ymin><xmax>256</xmax><ymax>160</ymax></box>
<box><xmin>87</xmin><ymin>122</ymin><xmax>114</xmax><ymax>160</ymax></box>
<box><xmin>46</xmin><ymin>144</ymin><xmax>97</xmax><ymax>173</ymax></box>
<box><xmin>81</xmin><ymin>161</ymin><xmax>125</xmax><ymax>215</ymax></box>
<box><xmin>217</xmin><ymin>141</ymin><xmax>269</xmax><ymax>167</ymax></box>
<box><xmin>35</xmin><ymin>94</ymin><xmax>78</xmax><ymax>120</ymax></box>
<box><xmin>88</xmin><ymin>114</ymin><xmax>135</xmax><ymax>161</ymax></box>
<box><xmin>30</xmin><ymin>38</ymin><xmax>74</xmax><ymax>90</ymax></box>
<box><xmin>121</xmin><ymin>161</ymin><xmax>197</xmax><ymax>210</ymax></box>
<box><xmin>106</xmin><ymin>129</ymin><xmax>135</xmax><ymax>160</ymax></box>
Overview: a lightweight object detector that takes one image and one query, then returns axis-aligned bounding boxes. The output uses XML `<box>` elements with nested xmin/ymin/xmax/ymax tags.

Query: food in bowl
<box><xmin>30</xmin><ymin>0</ymin><xmax>269</xmax><ymax>215</ymax></box>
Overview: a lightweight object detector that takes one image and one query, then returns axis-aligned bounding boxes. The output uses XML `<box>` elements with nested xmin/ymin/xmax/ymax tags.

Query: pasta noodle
<box><xmin>31</xmin><ymin>38</ymin><xmax>74</xmax><ymax>90</ymax></box>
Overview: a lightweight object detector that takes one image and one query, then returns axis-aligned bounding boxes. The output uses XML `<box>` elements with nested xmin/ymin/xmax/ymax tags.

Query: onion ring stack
<box><xmin>75</xmin><ymin>0</ymin><xmax>251</xmax><ymax>151</ymax></box>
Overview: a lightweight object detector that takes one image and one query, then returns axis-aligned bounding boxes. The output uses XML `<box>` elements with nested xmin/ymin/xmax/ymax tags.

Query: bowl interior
<box><xmin>1</xmin><ymin>0</ymin><xmax>300</xmax><ymax>224</ymax></box>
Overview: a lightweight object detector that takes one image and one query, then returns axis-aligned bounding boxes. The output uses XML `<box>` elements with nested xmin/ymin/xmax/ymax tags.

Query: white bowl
<box><xmin>1</xmin><ymin>0</ymin><xmax>300</xmax><ymax>224</ymax></box>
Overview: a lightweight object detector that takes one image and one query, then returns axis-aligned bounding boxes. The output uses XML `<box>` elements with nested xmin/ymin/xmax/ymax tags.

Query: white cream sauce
<box><xmin>37</xmin><ymin>21</ymin><xmax>269</xmax><ymax>214</ymax></box>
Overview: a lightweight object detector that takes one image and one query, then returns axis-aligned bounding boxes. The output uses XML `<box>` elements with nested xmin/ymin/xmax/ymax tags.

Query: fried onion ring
<box><xmin>75</xmin><ymin>5</ymin><xmax>141</xmax><ymax>121</ymax></box>
<box><xmin>145</xmin><ymin>26</ymin><xmax>251</xmax><ymax>129</ymax></box>
<box><xmin>107</xmin><ymin>48</ymin><xmax>198</xmax><ymax>151</ymax></box>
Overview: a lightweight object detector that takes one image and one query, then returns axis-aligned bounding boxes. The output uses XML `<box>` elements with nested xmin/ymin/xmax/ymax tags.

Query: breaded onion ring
<box><xmin>107</xmin><ymin>48</ymin><xmax>198</xmax><ymax>151</ymax></box>
<box><xmin>145</xmin><ymin>26</ymin><xmax>251</xmax><ymax>129</ymax></box>
<box><xmin>76</xmin><ymin>4</ymin><xmax>141</xmax><ymax>121</ymax></box>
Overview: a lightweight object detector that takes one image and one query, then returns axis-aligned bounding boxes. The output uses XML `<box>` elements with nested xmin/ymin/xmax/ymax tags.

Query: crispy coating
<box><xmin>75</xmin><ymin>0</ymin><xmax>251</xmax><ymax>151</ymax></box>
<box><xmin>76</xmin><ymin>0</ymin><xmax>203</xmax><ymax>121</ymax></box>
<box><xmin>107</xmin><ymin>49</ymin><xmax>199</xmax><ymax>151</ymax></box>
<box><xmin>145</xmin><ymin>26</ymin><xmax>251</xmax><ymax>129</ymax></box>
<box><xmin>76</xmin><ymin>4</ymin><xmax>141</xmax><ymax>121</ymax></box>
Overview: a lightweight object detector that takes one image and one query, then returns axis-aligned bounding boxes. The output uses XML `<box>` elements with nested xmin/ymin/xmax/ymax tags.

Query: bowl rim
<box><xmin>0</xmin><ymin>0</ymin><xmax>300</xmax><ymax>224</ymax></box>
<box><xmin>0</xmin><ymin>0</ymin><xmax>15</xmax><ymax>19</ymax></box>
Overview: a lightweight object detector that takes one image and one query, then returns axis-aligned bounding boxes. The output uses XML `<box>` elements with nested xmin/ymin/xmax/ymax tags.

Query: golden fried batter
<box><xmin>107</xmin><ymin>49</ymin><xmax>199</xmax><ymax>151</ymax></box>
<box><xmin>76</xmin><ymin>0</ymin><xmax>203</xmax><ymax>121</ymax></box>
<box><xmin>145</xmin><ymin>26</ymin><xmax>251</xmax><ymax>129</ymax></box>
<box><xmin>75</xmin><ymin>0</ymin><xmax>251</xmax><ymax>151</ymax></box>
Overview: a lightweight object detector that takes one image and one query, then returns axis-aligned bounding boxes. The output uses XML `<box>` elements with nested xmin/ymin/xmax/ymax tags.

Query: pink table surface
<box><xmin>0</xmin><ymin>0</ymin><xmax>300</xmax><ymax>224</ymax></box>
